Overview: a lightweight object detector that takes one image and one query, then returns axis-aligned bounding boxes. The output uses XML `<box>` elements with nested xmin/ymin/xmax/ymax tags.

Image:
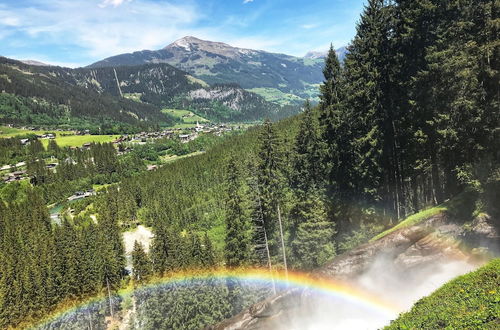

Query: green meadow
<box><xmin>0</xmin><ymin>126</ymin><xmax>118</xmax><ymax>148</ymax></box>
<box><xmin>41</xmin><ymin>135</ymin><xmax>119</xmax><ymax>148</ymax></box>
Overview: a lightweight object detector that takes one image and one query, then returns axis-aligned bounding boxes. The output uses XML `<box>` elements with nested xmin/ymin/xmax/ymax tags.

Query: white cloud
<box><xmin>99</xmin><ymin>0</ymin><xmax>132</xmax><ymax>8</ymax></box>
<box><xmin>300</xmin><ymin>23</ymin><xmax>318</xmax><ymax>30</ymax></box>
<box><xmin>1</xmin><ymin>0</ymin><xmax>207</xmax><ymax>61</ymax></box>
<box><xmin>243</xmin><ymin>0</ymin><xmax>254</xmax><ymax>4</ymax></box>
<box><xmin>0</xmin><ymin>10</ymin><xmax>21</xmax><ymax>27</ymax></box>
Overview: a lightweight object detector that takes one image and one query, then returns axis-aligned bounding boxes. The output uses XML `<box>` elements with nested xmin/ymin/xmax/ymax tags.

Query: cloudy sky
<box><xmin>0</xmin><ymin>0</ymin><xmax>365</xmax><ymax>67</ymax></box>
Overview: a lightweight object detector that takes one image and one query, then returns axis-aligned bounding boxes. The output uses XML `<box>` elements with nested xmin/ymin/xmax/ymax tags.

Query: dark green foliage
<box><xmin>290</xmin><ymin>192</ymin><xmax>335</xmax><ymax>270</ymax></box>
<box><xmin>0</xmin><ymin>188</ymin><xmax>124</xmax><ymax>328</ymax></box>
<box><xmin>132</xmin><ymin>241</ymin><xmax>152</xmax><ymax>283</ymax></box>
<box><xmin>257</xmin><ymin>120</ymin><xmax>286</xmax><ymax>254</ymax></box>
<box><xmin>290</xmin><ymin>102</ymin><xmax>336</xmax><ymax>269</ymax></box>
<box><xmin>224</xmin><ymin>158</ymin><xmax>252</xmax><ymax>267</ymax></box>
<box><xmin>316</xmin><ymin>0</ymin><xmax>499</xmax><ymax>237</ymax></box>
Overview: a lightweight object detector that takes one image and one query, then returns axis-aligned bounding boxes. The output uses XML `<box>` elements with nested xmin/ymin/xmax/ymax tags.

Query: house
<box><xmin>179</xmin><ymin>134</ymin><xmax>190</xmax><ymax>142</ymax></box>
<box><xmin>179</xmin><ymin>134</ymin><xmax>198</xmax><ymax>143</ymax></box>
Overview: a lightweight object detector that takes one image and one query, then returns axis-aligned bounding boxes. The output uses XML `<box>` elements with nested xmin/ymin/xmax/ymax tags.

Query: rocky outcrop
<box><xmin>210</xmin><ymin>213</ymin><xmax>497</xmax><ymax>330</ymax></box>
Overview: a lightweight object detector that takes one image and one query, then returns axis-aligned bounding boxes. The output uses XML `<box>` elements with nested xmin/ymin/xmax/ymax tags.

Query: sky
<box><xmin>0</xmin><ymin>0</ymin><xmax>366</xmax><ymax>68</ymax></box>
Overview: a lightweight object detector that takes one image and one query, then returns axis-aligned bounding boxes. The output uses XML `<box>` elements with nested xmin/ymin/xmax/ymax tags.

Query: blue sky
<box><xmin>0</xmin><ymin>0</ymin><xmax>365</xmax><ymax>67</ymax></box>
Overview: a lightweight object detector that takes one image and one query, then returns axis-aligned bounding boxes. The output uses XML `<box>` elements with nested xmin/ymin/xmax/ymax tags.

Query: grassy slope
<box><xmin>247</xmin><ymin>87</ymin><xmax>304</xmax><ymax>105</ymax></box>
<box><xmin>370</xmin><ymin>205</ymin><xmax>447</xmax><ymax>241</ymax></box>
<box><xmin>161</xmin><ymin>108</ymin><xmax>209</xmax><ymax>126</ymax></box>
<box><xmin>370</xmin><ymin>190</ymin><xmax>477</xmax><ymax>242</ymax></box>
<box><xmin>385</xmin><ymin>259</ymin><xmax>500</xmax><ymax>329</ymax></box>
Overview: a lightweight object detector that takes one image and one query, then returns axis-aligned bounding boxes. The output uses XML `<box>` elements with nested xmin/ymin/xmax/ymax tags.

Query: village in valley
<box><xmin>1</xmin><ymin>120</ymin><xmax>244</xmax><ymax>186</ymax></box>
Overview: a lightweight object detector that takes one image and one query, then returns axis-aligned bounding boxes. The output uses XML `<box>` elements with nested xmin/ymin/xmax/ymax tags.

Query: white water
<box><xmin>291</xmin><ymin>259</ymin><xmax>477</xmax><ymax>330</ymax></box>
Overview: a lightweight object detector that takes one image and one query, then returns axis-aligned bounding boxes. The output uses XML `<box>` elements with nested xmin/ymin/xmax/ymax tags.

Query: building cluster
<box><xmin>2</xmin><ymin>170</ymin><xmax>28</xmax><ymax>184</ymax></box>
<box><xmin>116</xmin><ymin>122</ymin><xmax>234</xmax><ymax>145</ymax></box>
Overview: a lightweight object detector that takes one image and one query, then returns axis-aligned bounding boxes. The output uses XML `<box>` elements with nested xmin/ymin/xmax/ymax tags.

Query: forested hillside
<box><xmin>0</xmin><ymin>57</ymin><xmax>174</xmax><ymax>132</ymax></box>
<box><xmin>0</xmin><ymin>0</ymin><xmax>498</xmax><ymax>329</ymax></box>
<box><xmin>0</xmin><ymin>57</ymin><xmax>298</xmax><ymax>124</ymax></box>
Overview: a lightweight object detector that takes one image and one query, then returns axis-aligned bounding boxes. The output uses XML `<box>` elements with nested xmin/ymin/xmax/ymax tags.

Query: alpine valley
<box><xmin>0</xmin><ymin>1</ymin><xmax>498</xmax><ymax>330</ymax></box>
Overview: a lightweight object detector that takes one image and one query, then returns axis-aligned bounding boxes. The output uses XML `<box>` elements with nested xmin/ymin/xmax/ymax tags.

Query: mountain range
<box><xmin>1</xmin><ymin>37</ymin><xmax>349</xmax><ymax>129</ymax></box>
<box><xmin>0</xmin><ymin>56</ymin><xmax>297</xmax><ymax>131</ymax></box>
<box><xmin>88</xmin><ymin>36</ymin><xmax>345</xmax><ymax>105</ymax></box>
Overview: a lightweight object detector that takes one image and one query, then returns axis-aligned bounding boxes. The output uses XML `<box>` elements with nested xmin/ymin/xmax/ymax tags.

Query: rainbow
<box><xmin>35</xmin><ymin>268</ymin><xmax>401</xmax><ymax>328</ymax></box>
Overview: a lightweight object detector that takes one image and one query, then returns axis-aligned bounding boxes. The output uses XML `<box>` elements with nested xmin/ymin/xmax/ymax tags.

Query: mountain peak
<box><xmin>165</xmin><ymin>36</ymin><xmax>255</xmax><ymax>58</ymax></box>
<box><xmin>304</xmin><ymin>51</ymin><xmax>328</xmax><ymax>59</ymax></box>
<box><xmin>304</xmin><ymin>46</ymin><xmax>348</xmax><ymax>61</ymax></box>
<box><xmin>169</xmin><ymin>36</ymin><xmax>205</xmax><ymax>50</ymax></box>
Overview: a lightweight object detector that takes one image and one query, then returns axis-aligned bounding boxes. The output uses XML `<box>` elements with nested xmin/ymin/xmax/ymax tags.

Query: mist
<box><xmin>283</xmin><ymin>257</ymin><xmax>478</xmax><ymax>330</ymax></box>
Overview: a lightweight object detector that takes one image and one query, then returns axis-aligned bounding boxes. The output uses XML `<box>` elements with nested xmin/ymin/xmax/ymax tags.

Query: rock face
<box><xmin>210</xmin><ymin>213</ymin><xmax>497</xmax><ymax>330</ymax></box>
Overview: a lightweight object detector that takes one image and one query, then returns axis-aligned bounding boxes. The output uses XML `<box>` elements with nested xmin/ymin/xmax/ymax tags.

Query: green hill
<box><xmin>0</xmin><ymin>57</ymin><xmax>174</xmax><ymax>132</ymax></box>
<box><xmin>0</xmin><ymin>57</ymin><xmax>298</xmax><ymax>125</ymax></box>
<box><xmin>386</xmin><ymin>259</ymin><xmax>500</xmax><ymax>329</ymax></box>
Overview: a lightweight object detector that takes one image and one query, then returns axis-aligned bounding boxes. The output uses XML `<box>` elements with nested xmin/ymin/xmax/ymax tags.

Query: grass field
<box><xmin>160</xmin><ymin>151</ymin><xmax>205</xmax><ymax>164</ymax></box>
<box><xmin>41</xmin><ymin>135</ymin><xmax>119</xmax><ymax>148</ymax></box>
<box><xmin>0</xmin><ymin>126</ymin><xmax>74</xmax><ymax>138</ymax></box>
<box><xmin>161</xmin><ymin>109</ymin><xmax>209</xmax><ymax>125</ymax></box>
<box><xmin>0</xmin><ymin>126</ymin><xmax>119</xmax><ymax>147</ymax></box>
<box><xmin>246</xmin><ymin>87</ymin><xmax>304</xmax><ymax>105</ymax></box>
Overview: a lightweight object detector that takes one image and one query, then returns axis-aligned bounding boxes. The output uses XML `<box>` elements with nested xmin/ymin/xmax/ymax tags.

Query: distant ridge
<box><xmin>88</xmin><ymin>36</ymin><xmax>325</xmax><ymax>104</ymax></box>
<box><xmin>304</xmin><ymin>46</ymin><xmax>348</xmax><ymax>61</ymax></box>
<box><xmin>20</xmin><ymin>60</ymin><xmax>50</xmax><ymax>66</ymax></box>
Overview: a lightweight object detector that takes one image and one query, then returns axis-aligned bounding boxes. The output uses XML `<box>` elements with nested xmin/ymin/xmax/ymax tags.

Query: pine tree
<box><xmin>132</xmin><ymin>241</ymin><xmax>152</xmax><ymax>283</ymax></box>
<box><xmin>47</xmin><ymin>139</ymin><xmax>61</xmax><ymax>157</ymax></box>
<box><xmin>318</xmin><ymin>44</ymin><xmax>345</xmax><ymax>190</ymax></box>
<box><xmin>150</xmin><ymin>223</ymin><xmax>172</xmax><ymax>274</ymax></box>
<box><xmin>224</xmin><ymin>158</ymin><xmax>251</xmax><ymax>267</ymax></box>
<box><xmin>292</xmin><ymin>100</ymin><xmax>324</xmax><ymax>193</ymax></box>
<box><xmin>257</xmin><ymin>120</ymin><xmax>286</xmax><ymax>257</ymax></box>
<box><xmin>97</xmin><ymin>193</ymin><xmax>126</xmax><ymax>289</ymax></box>
<box><xmin>290</xmin><ymin>192</ymin><xmax>336</xmax><ymax>270</ymax></box>
<box><xmin>202</xmin><ymin>233</ymin><xmax>216</xmax><ymax>268</ymax></box>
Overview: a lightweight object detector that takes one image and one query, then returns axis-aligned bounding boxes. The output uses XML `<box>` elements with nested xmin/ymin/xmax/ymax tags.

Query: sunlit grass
<box><xmin>370</xmin><ymin>205</ymin><xmax>447</xmax><ymax>241</ymax></box>
<box><xmin>385</xmin><ymin>259</ymin><xmax>500</xmax><ymax>329</ymax></box>
<box><xmin>41</xmin><ymin>135</ymin><xmax>119</xmax><ymax>148</ymax></box>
